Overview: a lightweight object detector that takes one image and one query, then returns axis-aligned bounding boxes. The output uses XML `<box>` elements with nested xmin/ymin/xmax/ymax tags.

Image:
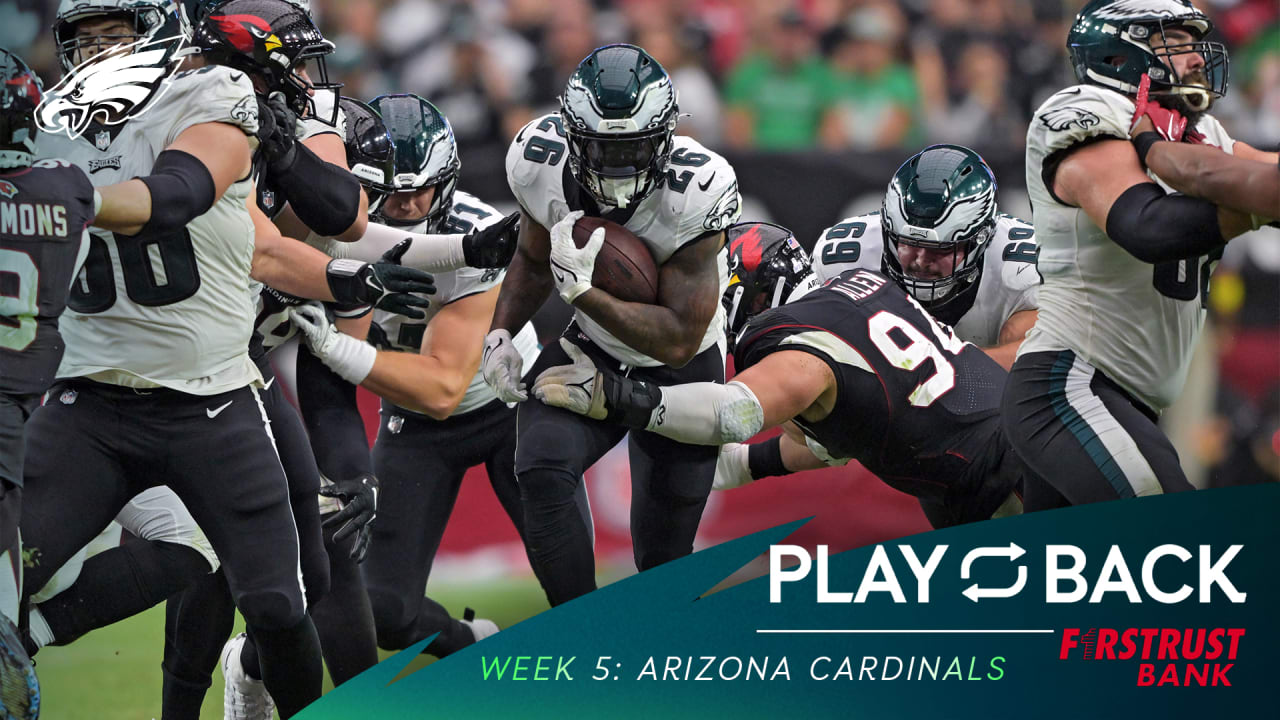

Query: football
<box><xmin>573</xmin><ymin>216</ymin><xmax>659</xmax><ymax>305</ymax></box>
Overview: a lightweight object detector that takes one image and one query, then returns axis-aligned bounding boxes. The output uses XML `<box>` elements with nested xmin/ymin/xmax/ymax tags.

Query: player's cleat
<box><xmin>0</xmin><ymin>616</ymin><xmax>39</xmax><ymax>720</ymax></box>
<box><xmin>460</xmin><ymin>608</ymin><xmax>499</xmax><ymax>643</ymax></box>
<box><xmin>220</xmin><ymin>633</ymin><xmax>275</xmax><ymax>720</ymax></box>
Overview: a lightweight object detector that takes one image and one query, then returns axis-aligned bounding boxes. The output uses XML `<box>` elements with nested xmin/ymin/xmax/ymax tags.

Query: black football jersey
<box><xmin>0</xmin><ymin>161</ymin><xmax>97</xmax><ymax>395</ymax></box>
<box><xmin>734</xmin><ymin>269</ymin><xmax>1009</xmax><ymax>502</ymax></box>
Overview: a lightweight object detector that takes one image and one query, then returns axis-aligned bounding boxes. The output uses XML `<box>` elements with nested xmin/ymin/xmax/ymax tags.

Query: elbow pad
<box><xmin>644</xmin><ymin>380</ymin><xmax>764</xmax><ymax>445</ymax></box>
<box><xmin>137</xmin><ymin>150</ymin><xmax>216</xmax><ymax>236</ymax></box>
<box><xmin>1105</xmin><ymin>183</ymin><xmax>1225</xmax><ymax>263</ymax></box>
<box><xmin>275</xmin><ymin>142</ymin><xmax>362</xmax><ymax>238</ymax></box>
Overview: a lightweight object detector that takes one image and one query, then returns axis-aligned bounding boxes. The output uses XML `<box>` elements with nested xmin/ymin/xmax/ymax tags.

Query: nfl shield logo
<box><xmin>0</xmin><ymin>180</ymin><xmax>16</xmax><ymax>199</ymax></box>
<box><xmin>261</xmin><ymin>189</ymin><xmax>276</xmax><ymax>210</ymax></box>
<box><xmin>60</xmin><ymin>389</ymin><xmax>78</xmax><ymax>405</ymax></box>
<box><xmin>387</xmin><ymin>415</ymin><xmax>403</xmax><ymax>434</ymax></box>
<box><xmin>95</xmin><ymin>130</ymin><xmax>111</xmax><ymax>150</ymax></box>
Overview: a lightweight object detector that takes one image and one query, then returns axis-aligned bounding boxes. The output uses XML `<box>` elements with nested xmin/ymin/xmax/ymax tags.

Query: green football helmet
<box><xmin>369</xmin><ymin>93</ymin><xmax>460</xmax><ymax>230</ymax></box>
<box><xmin>559</xmin><ymin>43</ymin><xmax>679</xmax><ymax>209</ymax></box>
<box><xmin>880</xmin><ymin>145</ymin><xmax>997</xmax><ymax>316</ymax></box>
<box><xmin>1067</xmin><ymin>0</ymin><xmax>1228</xmax><ymax>109</ymax></box>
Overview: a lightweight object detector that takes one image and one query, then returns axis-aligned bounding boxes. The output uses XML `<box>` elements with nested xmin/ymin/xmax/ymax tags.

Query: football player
<box><xmin>290</xmin><ymin>93</ymin><xmax>541</xmax><ymax>657</ymax></box>
<box><xmin>157</xmin><ymin>3</ymin><xmax>416</xmax><ymax>718</ymax></box>
<box><xmin>1004</xmin><ymin>0</ymin><xmax>1276</xmax><ymax>509</ymax></box>
<box><xmin>812</xmin><ymin>145</ymin><xmax>1038</xmax><ymax>371</ymax></box>
<box><xmin>719</xmin><ymin>146</ymin><xmax>1040</xmax><ymax>489</ymax></box>
<box><xmin>484</xmin><ymin>44</ymin><xmax>741</xmax><ymax>605</ymax></box>
<box><xmin>533</xmin><ymin>221</ymin><xmax>1025</xmax><ymax>529</ymax></box>
<box><xmin>0</xmin><ymin>46</ymin><xmax>93</xmax><ymax>719</ymax></box>
<box><xmin>16</xmin><ymin>0</ymin><xmax>419</xmax><ymax>714</ymax></box>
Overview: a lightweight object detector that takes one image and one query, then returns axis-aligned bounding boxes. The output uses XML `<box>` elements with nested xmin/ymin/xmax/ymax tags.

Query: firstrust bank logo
<box><xmin>1060</xmin><ymin>627</ymin><xmax>1244</xmax><ymax>686</ymax></box>
<box><xmin>1050</xmin><ymin>543</ymin><xmax>1247</xmax><ymax>688</ymax></box>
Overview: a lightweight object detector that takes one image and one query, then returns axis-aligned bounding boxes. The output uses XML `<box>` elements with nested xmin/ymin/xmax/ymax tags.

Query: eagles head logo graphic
<box><xmin>36</xmin><ymin>34</ymin><xmax>193</xmax><ymax>139</ymax></box>
<box><xmin>1039</xmin><ymin>106</ymin><xmax>1102</xmax><ymax>133</ymax></box>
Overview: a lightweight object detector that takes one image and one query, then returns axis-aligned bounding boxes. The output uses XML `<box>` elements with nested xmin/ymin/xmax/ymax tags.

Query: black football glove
<box><xmin>255</xmin><ymin>93</ymin><xmax>300</xmax><ymax>173</ymax></box>
<box><xmin>320</xmin><ymin>474</ymin><xmax>379</xmax><ymax>563</ymax></box>
<box><xmin>462</xmin><ymin>211</ymin><xmax>521</xmax><ymax>268</ymax></box>
<box><xmin>326</xmin><ymin>239</ymin><xmax>436</xmax><ymax>319</ymax></box>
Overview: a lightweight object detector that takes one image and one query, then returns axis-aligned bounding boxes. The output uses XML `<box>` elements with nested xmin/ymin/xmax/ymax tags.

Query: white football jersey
<box><xmin>38</xmin><ymin>64</ymin><xmax>263</xmax><ymax>395</ymax></box>
<box><xmin>1021</xmin><ymin>84</ymin><xmax>1235</xmax><ymax>411</ymax></box>
<box><xmin>306</xmin><ymin>191</ymin><xmax>541</xmax><ymax>416</ymax></box>
<box><xmin>506</xmin><ymin>114</ymin><xmax>741</xmax><ymax>367</ymax></box>
<box><xmin>812</xmin><ymin>211</ymin><xmax>1040</xmax><ymax>347</ymax></box>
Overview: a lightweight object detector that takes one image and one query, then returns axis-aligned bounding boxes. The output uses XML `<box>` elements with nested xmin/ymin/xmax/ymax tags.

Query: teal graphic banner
<box><xmin>300</xmin><ymin>484</ymin><xmax>1277</xmax><ymax>719</ymax></box>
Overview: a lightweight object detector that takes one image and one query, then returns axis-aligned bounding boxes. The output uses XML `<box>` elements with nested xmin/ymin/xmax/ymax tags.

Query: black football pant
<box><xmin>160</xmin><ymin>369</ymin><xmax>331</xmax><ymax>719</ymax></box>
<box><xmin>21</xmin><ymin>379</ymin><xmax>322</xmax><ymax>718</ymax></box>
<box><xmin>0</xmin><ymin>392</ymin><xmax>34</xmax><ymax>624</ymax></box>
<box><xmin>365</xmin><ymin>398</ymin><xmax>546</xmax><ymax>656</ymax></box>
<box><xmin>1001</xmin><ymin>350</ymin><xmax>1193</xmax><ymax>511</ymax></box>
<box><xmin>516</xmin><ymin>328</ymin><xmax>723</xmax><ymax>607</ymax></box>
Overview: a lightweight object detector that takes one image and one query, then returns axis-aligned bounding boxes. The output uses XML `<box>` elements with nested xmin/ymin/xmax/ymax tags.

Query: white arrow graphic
<box><xmin>960</xmin><ymin>542</ymin><xmax>1027</xmax><ymax>602</ymax></box>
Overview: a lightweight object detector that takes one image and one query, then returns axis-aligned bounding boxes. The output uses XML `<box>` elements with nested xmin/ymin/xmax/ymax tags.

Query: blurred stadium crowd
<box><xmin>4</xmin><ymin>0</ymin><xmax>1278</xmax><ymax>156</ymax></box>
<box><xmin>0</xmin><ymin>0</ymin><xmax>1274</xmax><ymax>486</ymax></box>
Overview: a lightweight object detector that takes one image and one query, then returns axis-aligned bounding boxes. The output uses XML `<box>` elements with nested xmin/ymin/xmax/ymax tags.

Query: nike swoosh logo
<box><xmin>697</xmin><ymin>172</ymin><xmax>716</xmax><ymax>192</ymax></box>
<box><xmin>229</xmin><ymin>72</ymin><xmax>243</xmax><ymax>83</ymax></box>
<box><xmin>263</xmin><ymin>376</ymin><xmax>275</xmax><ymax>391</ymax></box>
<box><xmin>206</xmin><ymin>400</ymin><xmax>233</xmax><ymax>419</ymax></box>
<box><xmin>552</xmin><ymin>268</ymin><xmax>566</xmax><ymax>283</ymax></box>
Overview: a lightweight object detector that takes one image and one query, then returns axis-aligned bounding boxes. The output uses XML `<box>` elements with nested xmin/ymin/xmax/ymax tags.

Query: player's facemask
<box><xmin>1143</xmin><ymin>24</ymin><xmax>1228</xmax><ymax>113</ymax></box>
<box><xmin>883</xmin><ymin>222</ymin><xmax>993</xmax><ymax>310</ymax></box>
<box><xmin>565</xmin><ymin>122</ymin><xmax>673</xmax><ymax>209</ymax></box>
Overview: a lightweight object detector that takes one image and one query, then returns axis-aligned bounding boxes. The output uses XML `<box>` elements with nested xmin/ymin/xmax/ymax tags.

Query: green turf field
<box><xmin>34</xmin><ymin>576</ymin><xmax>551</xmax><ymax>719</ymax></box>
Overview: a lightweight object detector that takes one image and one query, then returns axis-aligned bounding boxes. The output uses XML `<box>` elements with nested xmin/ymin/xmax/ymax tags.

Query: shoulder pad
<box><xmin>1029</xmin><ymin>84</ymin><xmax>1131</xmax><ymax>156</ymax></box>
<box><xmin>506</xmin><ymin>114</ymin><xmax>568</xmax><ymax>189</ymax></box>
<box><xmin>161</xmin><ymin>65</ymin><xmax>259</xmax><ymax>143</ymax></box>
<box><xmin>988</xmin><ymin>215</ymin><xmax>1041</xmax><ymax>301</ymax></box>
<box><xmin>669</xmin><ymin>138</ymin><xmax>739</xmax><ymax>238</ymax></box>
<box><xmin>450</xmin><ymin>191</ymin><xmax>504</xmax><ymax>231</ymax></box>
<box><xmin>1189</xmin><ymin>113</ymin><xmax>1236</xmax><ymax>154</ymax></box>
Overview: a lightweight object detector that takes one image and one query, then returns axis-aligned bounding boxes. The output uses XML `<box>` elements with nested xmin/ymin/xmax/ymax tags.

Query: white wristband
<box><xmin>320</xmin><ymin>331</ymin><xmax>378</xmax><ymax>385</ymax></box>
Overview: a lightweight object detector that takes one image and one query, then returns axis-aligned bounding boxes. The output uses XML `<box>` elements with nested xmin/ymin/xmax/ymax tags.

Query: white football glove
<box><xmin>548</xmin><ymin>210</ymin><xmax>602</xmax><ymax>304</ymax></box>
<box><xmin>532</xmin><ymin>338</ymin><xmax>609</xmax><ymax>419</ymax></box>
<box><xmin>482</xmin><ymin>329</ymin><xmax>528</xmax><ymax>403</ymax></box>
<box><xmin>288</xmin><ymin>303</ymin><xmax>377</xmax><ymax>385</ymax></box>
<box><xmin>712</xmin><ymin>442</ymin><xmax>755</xmax><ymax>491</ymax></box>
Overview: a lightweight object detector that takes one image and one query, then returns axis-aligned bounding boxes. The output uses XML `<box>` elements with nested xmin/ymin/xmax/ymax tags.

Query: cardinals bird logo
<box><xmin>1039</xmin><ymin>106</ymin><xmax>1101</xmax><ymax>133</ymax></box>
<box><xmin>35</xmin><ymin>34</ymin><xmax>192</xmax><ymax>139</ymax></box>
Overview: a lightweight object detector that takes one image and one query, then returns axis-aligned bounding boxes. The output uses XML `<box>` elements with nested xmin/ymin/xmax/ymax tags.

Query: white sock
<box><xmin>28</xmin><ymin>606</ymin><xmax>54</xmax><ymax>650</ymax></box>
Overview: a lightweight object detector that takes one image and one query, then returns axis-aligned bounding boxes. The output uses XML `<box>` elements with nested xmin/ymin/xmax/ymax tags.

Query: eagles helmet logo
<box><xmin>1092</xmin><ymin>0</ymin><xmax>1193</xmax><ymax>21</ymax></box>
<box><xmin>35</xmin><ymin>34</ymin><xmax>191</xmax><ymax>139</ymax></box>
<box><xmin>1039</xmin><ymin>106</ymin><xmax>1102</xmax><ymax>132</ymax></box>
